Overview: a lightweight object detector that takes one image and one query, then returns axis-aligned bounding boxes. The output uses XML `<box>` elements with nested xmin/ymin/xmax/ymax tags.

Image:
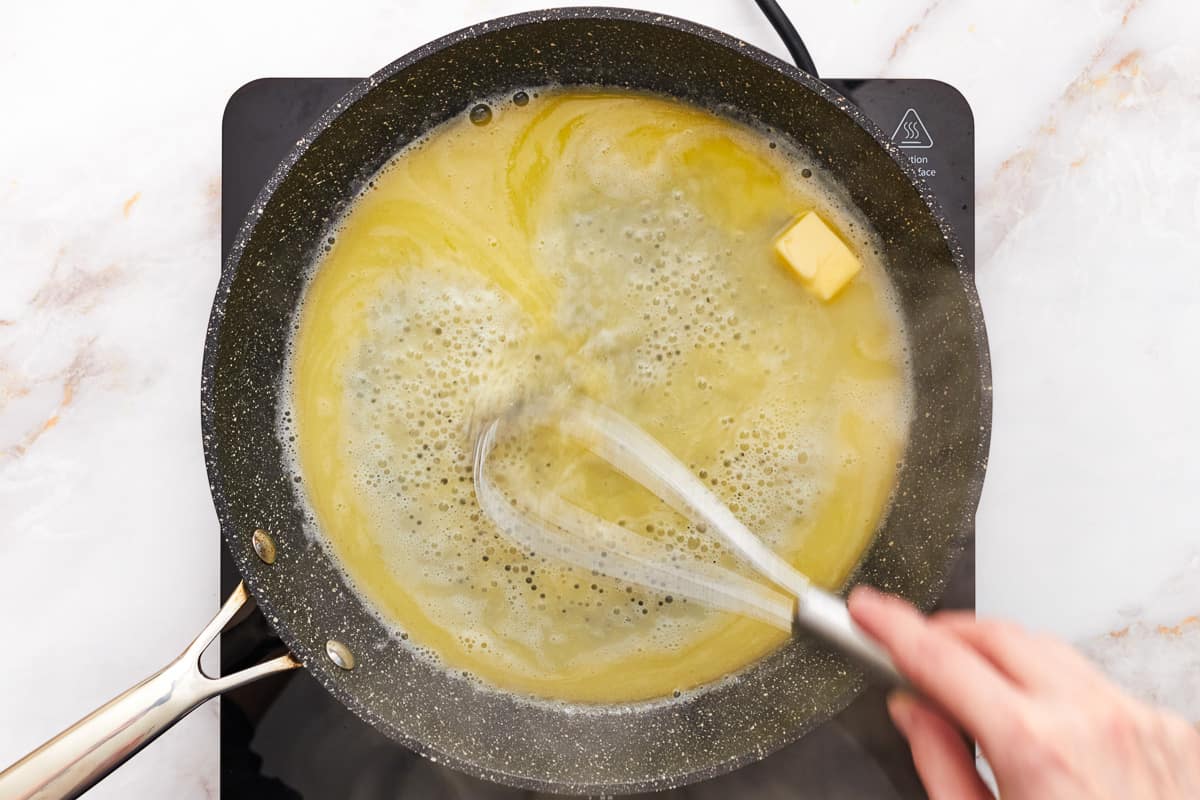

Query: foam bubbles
<box><xmin>279</xmin><ymin>86</ymin><xmax>913</xmax><ymax>701</ymax></box>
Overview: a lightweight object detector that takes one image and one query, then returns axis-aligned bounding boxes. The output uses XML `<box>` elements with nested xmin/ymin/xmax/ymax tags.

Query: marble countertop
<box><xmin>1</xmin><ymin>1</ymin><xmax>1197</xmax><ymax>797</ymax></box>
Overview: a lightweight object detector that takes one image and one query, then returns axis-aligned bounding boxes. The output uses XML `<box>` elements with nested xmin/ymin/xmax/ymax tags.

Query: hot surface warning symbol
<box><xmin>892</xmin><ymin>108</ymin><xmax>933</xmax><ymax>149</ymax></box>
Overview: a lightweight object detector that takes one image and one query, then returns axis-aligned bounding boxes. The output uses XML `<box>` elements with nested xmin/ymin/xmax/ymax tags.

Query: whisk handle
<box><xmin>793</xmin><ymin>587</ymin><xmax>910</xmax><ymax>691</ymax></box>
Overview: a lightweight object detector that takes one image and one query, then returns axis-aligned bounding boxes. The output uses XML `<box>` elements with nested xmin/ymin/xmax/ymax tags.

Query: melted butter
<box><xmin>287</xmin><ymin>88</ymin><xmax>911</xmax><ymax>703</ymax></box>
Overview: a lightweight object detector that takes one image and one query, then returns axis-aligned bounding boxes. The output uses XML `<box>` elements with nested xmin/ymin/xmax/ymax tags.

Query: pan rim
<box><xmin>202</xmin><ymin>6</ymin><xmax>991</xmax><ymax>794</ymax></box>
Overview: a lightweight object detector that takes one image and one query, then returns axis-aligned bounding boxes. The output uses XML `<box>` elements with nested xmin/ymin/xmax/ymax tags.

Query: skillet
<box><xmin>0</xmin><ymin>8</ymin><xmax>990</xmax><ymax>798</ymax></box>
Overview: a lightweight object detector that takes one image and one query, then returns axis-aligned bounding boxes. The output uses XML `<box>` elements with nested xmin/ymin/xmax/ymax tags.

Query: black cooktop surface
<box><xmin>219</xmin><ymin>76</ymin><xmax>975</xmax><ymax>800</ymax></box>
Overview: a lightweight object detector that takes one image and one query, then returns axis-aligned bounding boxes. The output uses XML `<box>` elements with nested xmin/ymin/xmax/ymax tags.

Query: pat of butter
<box><xmin>773</xmin><ymin>211</ymin><xmax>862</xmax><ymax>301</ymax></box>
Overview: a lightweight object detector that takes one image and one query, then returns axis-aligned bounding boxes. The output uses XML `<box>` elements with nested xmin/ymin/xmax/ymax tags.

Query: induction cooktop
<box><xmin>219</xmin><ymin>74</ymin><xmax>975</xmax><ymax>800</ymax></box>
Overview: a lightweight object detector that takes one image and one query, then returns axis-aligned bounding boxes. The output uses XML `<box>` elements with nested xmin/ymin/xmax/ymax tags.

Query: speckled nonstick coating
<box><xmin>201</xmin><ymin>7</ymin><xmax>991</xmax><ymax>795</ymax></box>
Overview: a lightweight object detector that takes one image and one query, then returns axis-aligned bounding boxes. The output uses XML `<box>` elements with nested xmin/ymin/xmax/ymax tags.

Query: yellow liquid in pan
<box><xmin>287</xmin><ymin>89</ymin><xmax>911</xmax><ymax>703</ymax></box>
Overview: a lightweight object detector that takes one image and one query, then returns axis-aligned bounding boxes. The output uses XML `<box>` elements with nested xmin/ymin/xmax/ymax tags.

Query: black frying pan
<box><xmin>0</xmin><ymin>8</ymin><xmax>990</xmax><ymax>798</ymax></box>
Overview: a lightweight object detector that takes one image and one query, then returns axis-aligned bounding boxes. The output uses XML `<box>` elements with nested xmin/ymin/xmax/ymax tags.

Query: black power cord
<box><xmin>753</xmin><ymin>0</ymin><xmax>819</xmax><ymax>76</ymax></box>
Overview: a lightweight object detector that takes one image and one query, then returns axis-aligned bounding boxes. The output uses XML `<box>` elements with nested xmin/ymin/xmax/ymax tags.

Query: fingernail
<box><xmin>848</xmin><ymin>584</ymin><xmax>882</xmax><ymax>609</ymax></box>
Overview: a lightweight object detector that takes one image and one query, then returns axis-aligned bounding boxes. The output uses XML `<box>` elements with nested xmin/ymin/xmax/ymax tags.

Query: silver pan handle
<box><xmin>0</xmin><ymin>583</ymin><xmax>300</xmax><ymax>800</ymax></box>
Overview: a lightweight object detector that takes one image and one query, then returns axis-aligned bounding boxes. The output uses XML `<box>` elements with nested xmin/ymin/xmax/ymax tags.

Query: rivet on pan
<box><xmin>325</xmin><ymin>639</ymin><xmax>356</xmax><ymax>670</ymax></box>
<box><xmin>251</xmin><ymin>528</ymin><xmax>277</xmax><ymax>564</ymax></box>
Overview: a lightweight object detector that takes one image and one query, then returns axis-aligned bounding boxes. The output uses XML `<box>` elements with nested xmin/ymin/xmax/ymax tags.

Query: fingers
<box><xmin>888</xmin><ymin>692</ymin><xmax>994</xmax><ymax>800</ymax></box>
<box><xmin>848</xmin><ymin>586</ymin><xmax>1025</xmax><ymax>746</ymax></box>
<box><xmin>931</xmin><ymin>612</ymin><xmax>1113</xmax><ymax>696</ymax></box>
<box><xmin>1157</xmin><ymin>711</ymin><xmax>1200</xmax><ymax>795</ymax></box>
<box><xmin>929</xmin><ymin>613</ymin><xmax>1067</xmax><ymax>689</ymax></box>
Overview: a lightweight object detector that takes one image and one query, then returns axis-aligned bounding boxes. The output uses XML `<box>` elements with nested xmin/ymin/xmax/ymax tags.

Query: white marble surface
<box><xmin>1</xmin><ymin>0</ymin><xmax>1198</xmax><ymax>796</ymax></box>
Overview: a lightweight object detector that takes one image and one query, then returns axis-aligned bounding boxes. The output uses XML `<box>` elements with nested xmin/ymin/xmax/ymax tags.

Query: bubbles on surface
<box><xmin>280</xmin><ymin>85</ymin><xmax>913</xmax><ymax>701</ymax></box>
<box><xmin>469</xmin><ymin>103</ymin><xmax>493</xmax><ymax>126</ymax></box>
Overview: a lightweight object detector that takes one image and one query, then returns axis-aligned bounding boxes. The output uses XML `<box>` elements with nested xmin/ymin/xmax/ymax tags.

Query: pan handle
<box><xmin>0</xmin><ymin>583</ymin><xmax>300</xmax><ymax>800</ymax></box>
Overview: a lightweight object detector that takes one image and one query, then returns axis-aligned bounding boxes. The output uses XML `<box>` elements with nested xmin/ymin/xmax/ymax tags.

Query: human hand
<box><xmin>848</xmin><ymin>587</ymin><xmax>1200</xmax><ymax>799</ymax></box>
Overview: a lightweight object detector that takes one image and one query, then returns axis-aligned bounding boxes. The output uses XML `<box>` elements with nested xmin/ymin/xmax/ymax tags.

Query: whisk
<box><xmin>472</xmin><ymin>397</ymin><xmax>908</xmax><ymax>688</ymax></box>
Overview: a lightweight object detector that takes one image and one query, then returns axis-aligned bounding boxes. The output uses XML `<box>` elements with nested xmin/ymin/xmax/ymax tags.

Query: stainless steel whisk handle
<box><xmin>793</xmin><ymin>587</ymin><xmax>911</xmax><ymax>691</ymax></box>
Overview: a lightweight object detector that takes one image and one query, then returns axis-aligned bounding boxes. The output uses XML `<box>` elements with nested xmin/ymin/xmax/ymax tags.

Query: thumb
<box><xmin>888</xmin><ymin>692</ymin><xmax>994</xmax><ymax>800</ymax></box>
